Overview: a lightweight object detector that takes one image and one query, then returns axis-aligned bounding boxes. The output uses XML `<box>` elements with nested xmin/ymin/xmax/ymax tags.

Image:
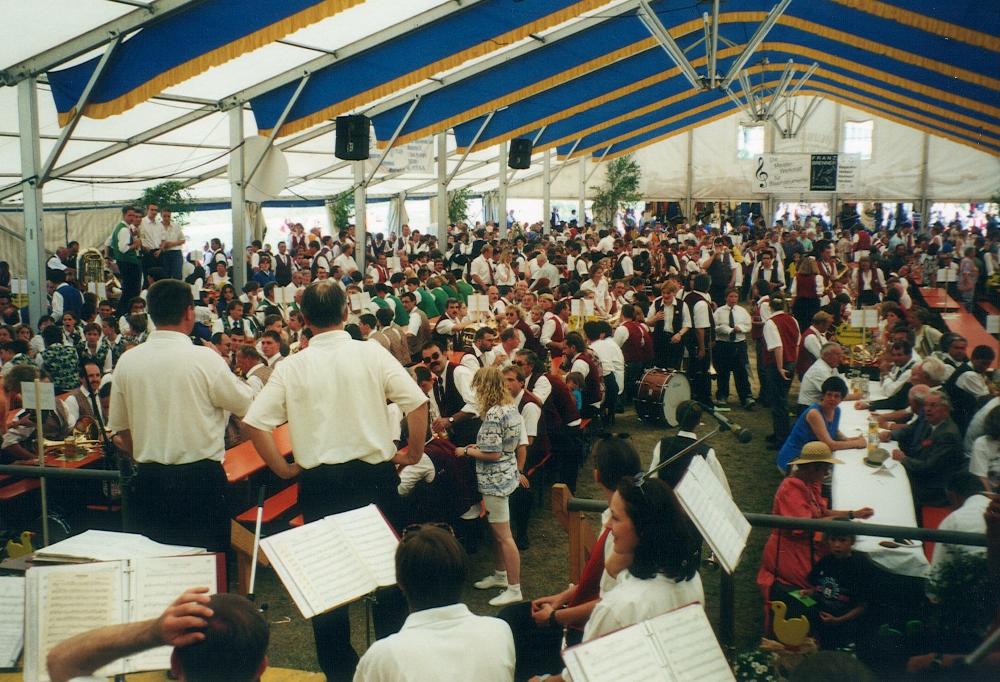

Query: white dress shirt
<box><xmin>470</xmin><ymin>255</ymin><xmax>493</xmax><ymax>285</ymax></box>
<box><xmin>108</xmin><ymin>330</ymin><xmax>253</xmax><ymax>464</ymax></box>
<box><xmin>928</xmin><ymin>494</ymin><xmax>989</xmax><ymax>583</ymax></box>
<box><xmin>139</xmin><ymin>217</ymin><xmax>164</xmax><ymax>251</ymax></box>
<box><xmin>798</xmin><ymin>359</ymin><xmax>841</xmax><ymax>406</ymax></box>
<box><xmin>354</xmin><ymin>604</ymin><xmax>515</xmax><ymax>682</ymax></box>
<box><xmin>243</xmin><ymin>330</ymin><xmax>427</xmax><ymax>468</ymax></box>
<box><xmin>590</xmin><ymin>338</ymin><xmax>625</xmax><ymax>395</ymax></box>
<box><xmin>713</xmin><ymin>304</ymin><xmax>752</xmax><ymax>343</ymax></box>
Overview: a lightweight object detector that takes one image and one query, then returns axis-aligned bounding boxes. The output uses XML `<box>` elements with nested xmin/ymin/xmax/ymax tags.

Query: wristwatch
<box><xmin>448</xmin><ymin>416</ymin><xmax>455</xmax><ymax>425</ymax></box>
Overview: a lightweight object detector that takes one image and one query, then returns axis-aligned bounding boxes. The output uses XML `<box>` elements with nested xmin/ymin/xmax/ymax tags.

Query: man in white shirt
<box><xmin>713</xmin><ymin>288</ymin><xmax>754</xmax><ymax>408</ymax></box>
<box><xmin>243</xmin><ymin>280</ymin><xmax>428</xmax><ymax>681</ymax></box>
<box><xmin>159</xmin><ymin>208</ymin><xmax>186</xmax><ymax>280</ymax></box>
<box><xmin>108</xmin><ymin>279</ymin><xmax>253</xmax><ymax>553</ymax></box>
<box><xmin>138</xmin><ymin>203</ymin><xmax>164</xmax><ymax>281</ymax></box>
<box><xmin>798</xmin><ymin>343</ymin><xmax>846</xmax><ymax>410</ymax></box>
<box><xmin>928</xmin><ymin>473</ymin><xmax>989</xmax><ymax>592</ymax></box>
<box><xmin>470</xmin><ymin>245</ymin><xmax>495</xmax><ymax>289</ymax></box>
<box><xmin>333</xmin><ymin>243</ymin><xmax>360</xmax><ymax>277</ymax></box>
<box><xmin>530</xmin><ymin>252</ymin><xmax>560</xmax><ymax>291</ymax></box>
<box><xmin>585</xmin><ymin>321</ymin><xmax>625</xmax><ymax>426</ymax></box>
<box><xmin>355</xmin><ymin>525</ymin><xmax>515</xmax><ymax>682</ymax></box>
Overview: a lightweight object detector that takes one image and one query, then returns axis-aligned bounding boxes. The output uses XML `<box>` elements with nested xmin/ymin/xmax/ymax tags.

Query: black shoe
<box><xmin>741</xmin><ymin>398</ymin><xmax>756</xmax><ymax>410</ymax></box>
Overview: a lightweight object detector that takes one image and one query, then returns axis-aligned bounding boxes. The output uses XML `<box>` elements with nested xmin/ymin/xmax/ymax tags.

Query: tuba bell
<box><xmin>78</xmin><ymin>248</ymin><xmax>105</xmax><ymax>288</ymax></box>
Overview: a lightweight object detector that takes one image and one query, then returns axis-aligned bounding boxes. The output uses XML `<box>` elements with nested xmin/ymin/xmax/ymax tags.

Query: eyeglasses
<box><xmin>401</xmin><ymin>522</ymin><xmax>455</xmax><ymax>541</ymax></box>
<box><xmin>422</xmin><ymin>352</ymin><xmax>441</xmax><ymax>362</ymax></box>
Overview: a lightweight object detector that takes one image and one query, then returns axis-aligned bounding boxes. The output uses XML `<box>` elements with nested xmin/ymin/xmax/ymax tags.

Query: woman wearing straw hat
<box><xmin>757</xmin><ymin>442</ymin><xmax>874</xmax><ymax>605</ymax></box>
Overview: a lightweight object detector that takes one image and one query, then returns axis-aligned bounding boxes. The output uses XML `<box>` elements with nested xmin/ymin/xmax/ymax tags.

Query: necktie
<box><xmin>729</xmin><ymin>306</ymin><xmax>736</xmax><ymax>341</ymax></box>
<box><xmin>434</xmin><ymin>375</ymin><xmax>445</xmax><ymax>407</ymax></box>
<box><xmin>89</xmin><ymin>390</ymin><xmax>104</xmax><ymax>429</ymax></box>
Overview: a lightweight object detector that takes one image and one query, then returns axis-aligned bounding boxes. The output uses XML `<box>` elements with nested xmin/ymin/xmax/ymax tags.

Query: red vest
<box><xmin>853</xmin><ymin>230</ymin><xmax>871</xmax><ymax>251</ymax></box>
<box><xmin>762</xmin><ymin>313</ymin><xmax>801</xmax><ymax>367</ymax></box>
<box><xmin>566</xmin><ymin>526</ymin><xmax>611</xmax><ymax>616</ymax></box>
<box><xmin>622</xmin><ymin>320</ymin><xmax>654</xmax><ymax>362</ymax></box>
<box><xmin>573</xmin><ymin>352</ymin><xmax>604</xmax><ymax>405</ymax></box>
<box><xmin>795</xmin><ymin>273</ymin><xmax>818</xmax><ymax>299</ymax></box>
<box><xmin>796</xmin><ymin>326</ymin><xmax>821</xmax><ymax>378</ymax></box>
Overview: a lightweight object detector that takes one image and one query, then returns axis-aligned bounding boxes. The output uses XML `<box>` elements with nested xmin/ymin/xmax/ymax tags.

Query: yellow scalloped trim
<box><xmin>830</xmin><ymin>0</ymin><xmax>1000</xmax><ymax>52</ymax></box>
<box><xmin>258</xmin><ymin>0</ymin><xmax>613</xmax><ymax>138</ymax></box>
<box><xmin>58</xmin><ymin>0</ymin><xmax>364</xmax><ymax>126</ymax></box>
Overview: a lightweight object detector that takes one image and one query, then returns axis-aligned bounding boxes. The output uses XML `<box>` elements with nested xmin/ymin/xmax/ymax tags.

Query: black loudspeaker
<box><xmin>508</xmin><ymin>138</ymin><xmax>532</xmax><ymax>169</ymax></box>
<box><xmin>335</xmin><ymin>115</ymin><xmax>370</xmax><ymax>160</ymax></box>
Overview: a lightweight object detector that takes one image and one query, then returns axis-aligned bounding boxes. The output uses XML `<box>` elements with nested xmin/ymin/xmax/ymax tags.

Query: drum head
<box><xmin>661</xmin><ymin>372</ymin><xmax>691</xmax><ymax>426</ymax></box>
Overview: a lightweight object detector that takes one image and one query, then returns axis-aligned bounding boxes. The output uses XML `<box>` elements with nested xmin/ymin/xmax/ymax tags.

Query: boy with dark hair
<box><xmin>804</xmin><ymin>527</ymin><xmax>875</xmax><ymax>649</ymax></box>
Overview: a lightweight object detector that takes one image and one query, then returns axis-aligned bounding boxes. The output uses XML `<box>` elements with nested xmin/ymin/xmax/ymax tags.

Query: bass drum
<box><xmin>634</xmin><ymin>368</ymin><xmax>691</xmax><ymax>427</ymax></box>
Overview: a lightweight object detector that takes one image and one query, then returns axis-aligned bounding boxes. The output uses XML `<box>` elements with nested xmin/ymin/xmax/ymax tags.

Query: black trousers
<box><xmin>116</xmin><ymin>260</ymin><xmax>142</xmax><ymax>315</ymax></box>
<box><xmin>496</xmin><ymin>601</ymin><xmax>583</xmax><ymax>681</ymax></box>
<box><xmin>623</xmin><ymin>360</ymin><xmax>647</xmax><ymax>403</ymax></box>
<box><xmin>549</xmin><ymin>424</ymin><xmax>586</xmax><ymax>494</ymax></box>
<box><xmin>654</xmin><ymin>338</ymin><xmax>684</xmax><ymax>370</ymax></box>
<box><xmin>765</xmin><ymin>364</ymin><xmax>794</xmax><ymax>440</ymax></box>
<box><xmin>714</xmin><ymin>340</ymin><xmax>752</xmax><ymax>402</ymax></box>
<box><xmin>687</xmin><ymin>347</ymin><xmax>712</xmax><ymax>405</ymax></box>
<box><xmin>602</xmin><ymin>374</ymin><xmax>619</xmax><ymax>426</ymax></box>
<box><xmin>299</xmin><ymin>461</ymin><xmax>408</xmax><ymax>682</ymax></box>
<box><xmin>123</xmin><ymin>460</ymin><xmax>229</xmax><ymax>553</ymax></box>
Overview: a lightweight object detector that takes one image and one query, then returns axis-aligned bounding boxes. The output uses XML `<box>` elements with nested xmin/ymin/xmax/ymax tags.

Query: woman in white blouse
<box><xmin>494</xmin><ymin>249</ymin><xmax>518</xmax><ymax>288</ymax></box>
<box><xmin>533</xmin><ymin>475</ymin><xmax>705</xmax><ymax>682</ymax></box>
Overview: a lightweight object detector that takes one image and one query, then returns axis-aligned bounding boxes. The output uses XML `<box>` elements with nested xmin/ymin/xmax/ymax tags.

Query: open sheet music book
<box><xmin>562</xmin><ymin>603</ymin><xmax>734</xmax><ymax>682</ymax></box>
<box><xmin>0</xmin><ymin>576</ymin><xmax>24</xmax><ymax>669</ymax></box>
<box><xmin>675</xmin><ymin>456</ymin><xmax>751</xmax><ymax>574</ymax></box>
<box><xmin>23</xmin><ymin>554</ymin><xmax>220</xmax><ymax>682</ymax></box>
<box><xmin>32</xmin><ymin>529</ymin><xmax>208</xmax><ymax>564</ymax></box>
<box><xmin>260</xmin><ymin>504</ymin><xmax>399</xmax><ymax>618</ymax></box>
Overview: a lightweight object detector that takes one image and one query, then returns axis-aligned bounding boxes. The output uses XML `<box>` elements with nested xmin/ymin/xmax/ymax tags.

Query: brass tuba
<box><xmin>78</xmin><ymin>248</ymin><xmax>105</xmax><ymax>288</ymax></box>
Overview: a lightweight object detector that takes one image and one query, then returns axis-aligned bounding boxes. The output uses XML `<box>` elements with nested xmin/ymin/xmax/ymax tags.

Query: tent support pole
<box><xmin>229</xmin><ymin>108</ymin><xmax>247</xmax><ymax>293</ymax></box>
<box><xmin>542</xmin><ymin>149</ymin><xmax>551</xmax><ymax>234</ymax></box>
<box><xmin>638</xmin><ymin>0</ymin><xmax>702</xmax><ymax>90</ymax></box>
<box><xmin>437</xmin><ymin>132</ymin><xmax>449</xmax><ymax>238</ymax></box>
<box><xmin>578</xmin><ymin>158</ymin><xmax>586</xmax><ymax>227</ymax></box>
<box><xmin>686</xmin><ymin>130</ymin><xmax>694</xmax><ymax>222</ymax></box>
<box><xmin>585</xmin><ymin>146</ymin><xmax>611</xmax><ymax>185</ymax></box>
<box><xmin>354</xmin><ymin>161</ymin><xmax>367</xmax><ymax>276</ymax></box>
<box><xmin>39</xmin><ymin>35</ymin><xmax>122</xmax><ymax>184</ymax></box>
<box><xmin>919</xmin><ymin>131</ymin><xmax>930</xmax><ymax>228</ymax></box>
<box><xmin>719</xmin><ymin>0</ymin><xmax>792</xmax><ymax>89</ymax></box>
<box><xmin>497</xmin><ymin>141</ymin><xmax>508</xmax><ymax>236</ymax></box>
<box><xmin>245</xmin><ymin>73</ymin><xmax>311</xmax><ymax>187</ymax></box>
<box><xmin>18</xmin><ymin>78</ymin><xmax>46</xmax><ymax>324</ymax></box>
<box><xmin>550</xmin><ymin>139</ymin><xmax>581</xmax><ymax>184</ymax></box>
<box><xmin>367</xmin><ymin>96</ymin><xmax>421</xmax><ymax>186</ymax></box>
<box><xmin>447</xmin><ymin>111</ymin><xmax>495</xmax><ymax>185</ymax></box>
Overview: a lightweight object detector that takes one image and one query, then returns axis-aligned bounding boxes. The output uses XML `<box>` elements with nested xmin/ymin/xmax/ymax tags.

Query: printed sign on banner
<box><xmin>753</xmin><ymin>154</ymin><xmax>859</xmax><ymax>194</ymax></box>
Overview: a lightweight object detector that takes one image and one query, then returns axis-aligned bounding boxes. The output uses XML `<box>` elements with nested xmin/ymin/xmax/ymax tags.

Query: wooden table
<box><xmin>222</xmin><ymin>423</ymin><xmax>292</xmax><ymax>483</ymax></box>
<box><xmin>919</xmin><ymin>287</ymin><xmax>960</xmax><ymax>311</ymax></box>
<box><xmin>940</xmin><ymin>310</ymin><xmax>1000</xmax><ymax>368</ymax></box>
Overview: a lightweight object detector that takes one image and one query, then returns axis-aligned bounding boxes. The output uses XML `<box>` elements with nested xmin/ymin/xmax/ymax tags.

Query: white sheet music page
<box><xmin>675</xmin><ymin>456</ymin><xmax>750</xmax><ymax>573</ymax></box>
<box><xmin>33</xmin><ymin>529</ymin><xmax>205</xmax><ymax>563</ymax></box>
<box><xmin>128</xmin><ymin>555</ymin><xmax>219</xmax><ymax>672</ymax></box>
<box><xmin>261</xmin><ymin>518</ymin><xmax>377</xmax><ymax>618</ymax></box>
<box><xmin>563</xmin><ymin>623</ymin><xmax>665</xmax><ymax>682</ymax></box>
<box><xmin>648</xmin><ymin>604</ymin><xmax>735</xmax><ymax>681</ymax></box>
<box><xmin>331</xmin><ymin>505</ymin><xmax>399</xmax><ymax>587</ymax></box>
<box><xmin>25</xmin><ymin>562</ymin><xmax>124</xmax><ymax>682</ymax></box>
<box><xmin>0</xmin><ymin>576</ymin><xmax>24</xmax><ymax>668</ymax></box>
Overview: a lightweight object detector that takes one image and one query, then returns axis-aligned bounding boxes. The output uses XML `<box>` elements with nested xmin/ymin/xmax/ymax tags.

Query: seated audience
<box><xmin>890</xmin><ymin>391</ymin><xmax>964</xmax><ymax>506</ymax></box>
<box><xmin>778</xmin><ymin>377</ymin><xmax>866</xmax><ymax>472</ymax></box>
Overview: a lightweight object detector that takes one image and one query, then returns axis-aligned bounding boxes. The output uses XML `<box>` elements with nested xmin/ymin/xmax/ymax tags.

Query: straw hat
<box><xmin>788</xmin><ymin>441</ymin><xmax>844</xmax><ymax>466</ymax></box>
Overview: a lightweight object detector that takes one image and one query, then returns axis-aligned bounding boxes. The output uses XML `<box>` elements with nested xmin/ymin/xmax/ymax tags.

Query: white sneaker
<box><xmin>488</xmin><ymin>586</ymin><xmax>523</xmax><ymax>606</ymax></box>
<box><xmin>474</xmin><ymin>572</ymin><xmax>507</xmax><ymax>590</ymax></box>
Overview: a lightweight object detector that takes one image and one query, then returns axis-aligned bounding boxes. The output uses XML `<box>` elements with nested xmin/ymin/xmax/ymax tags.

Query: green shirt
<box><xmin>389</xmin><ymin>294</ymin><xmax>408</xmax><ymax>326</ymax></box>
<box><xmin>417</xmin><ymin>289</ymin><xmax>439</xmax><ymax>318</ymax></box>
<box><xmin>456</xmin><ymin>279</ymin><xmax>474</xmax><ymax>303</ymax></box>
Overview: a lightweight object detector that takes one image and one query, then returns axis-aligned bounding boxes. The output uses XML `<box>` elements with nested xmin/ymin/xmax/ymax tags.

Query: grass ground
<box><xmin>259</xmin><ymin>393</ymin><xmax>784</xmax><ymax>672</ymax></box>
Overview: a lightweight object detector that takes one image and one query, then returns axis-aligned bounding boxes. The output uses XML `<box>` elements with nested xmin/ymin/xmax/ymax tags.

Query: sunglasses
<box><xmin>422</xmin><ymin>352</ymin><xmax>441</xmax><ymax>362</ymax></box>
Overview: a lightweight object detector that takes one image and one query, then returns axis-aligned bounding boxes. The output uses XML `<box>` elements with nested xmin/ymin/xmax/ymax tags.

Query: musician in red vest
<box><xmin>683</xmin><ymin>274</ymin><xmax>715</xmax><ymax>407</ymax></box>
<box><xmin>495</xmin><ymin>436</ymin><xmax>641</xmax><ymax>680</ymax></box>
<box><xmin>796</xmin><ymin>311</ymin><xmax>833</xmax><ymax>379</ymax></box>
<box><xmin>504</xmin><ymin>366</ymin><xmax>548</xmax><ymax>550</ymax></box>
<box><xmin>762</xmin><ymin>296</ymin><xmax>801</xmax><ymax>447</ymax></box>
<box><xmin>613</xmin><ymin>304</ymin><xmax>654</xmax><ymax>404</ymax></box>
<box><xmin>562</xmin><ymin>332</ymin><xmax>604</xmax><ymax>422</ymax></box>
<box><xmin>540</xmin><ymin>301</ymin><xmax>568</xmax><ymax>357</ymax></box>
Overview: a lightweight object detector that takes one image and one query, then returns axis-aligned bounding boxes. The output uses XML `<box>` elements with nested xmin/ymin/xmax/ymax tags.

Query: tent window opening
<box><xmin>737</xmin><ymin>124</ymin><xmax>765</xmax><ymax>159</ymax></box>
<box><xmin>843</xmin><ymin>120</ymin><xmax>873</xmax><ymax>160</ymax></box>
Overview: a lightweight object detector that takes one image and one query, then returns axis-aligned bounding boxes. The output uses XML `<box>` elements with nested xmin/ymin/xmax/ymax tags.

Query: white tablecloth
<box><xmin>830</xmin><ymin>400</ymin><xmax>930</xmax><ymax>578</ymax></box>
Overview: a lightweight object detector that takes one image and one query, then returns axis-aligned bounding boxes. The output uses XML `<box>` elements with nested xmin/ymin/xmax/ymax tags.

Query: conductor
<box><xmin>109</xmin><ymin>279</ymin><xmax>252</xmax><ymax>552</ymax></box>
<box><xmin>243</xmin><ymin>280</ymin><xmax>429</xmax><ymax>682</ymax></box>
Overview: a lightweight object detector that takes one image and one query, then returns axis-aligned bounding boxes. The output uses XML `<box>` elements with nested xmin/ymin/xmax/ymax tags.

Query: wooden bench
<box><xmin>0</xmin><ymin>478</ymin><xmax>40</xmax><ymax>501</ymax></box>
<box><xmin>235</xmin><ymin>483</ymin><xmax>299</xmax><ymax>523</ymax></box>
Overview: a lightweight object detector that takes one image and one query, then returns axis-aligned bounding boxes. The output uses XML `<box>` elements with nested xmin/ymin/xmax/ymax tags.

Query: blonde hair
<box><xmin>798</xmin><ymin>256</ymin><xmax>818</xmax><ymax>276</ymax></box>
<box><xmin>471</xmin><ymin>366</ymin><xmax>513</xmax><ymax>417</ymax></box>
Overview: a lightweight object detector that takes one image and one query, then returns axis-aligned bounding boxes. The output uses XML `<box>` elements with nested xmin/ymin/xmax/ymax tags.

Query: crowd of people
<box><xmin>2</xmin><ymin>202</ymin><xmax>999</xmax><ymax>680</ymax></box>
